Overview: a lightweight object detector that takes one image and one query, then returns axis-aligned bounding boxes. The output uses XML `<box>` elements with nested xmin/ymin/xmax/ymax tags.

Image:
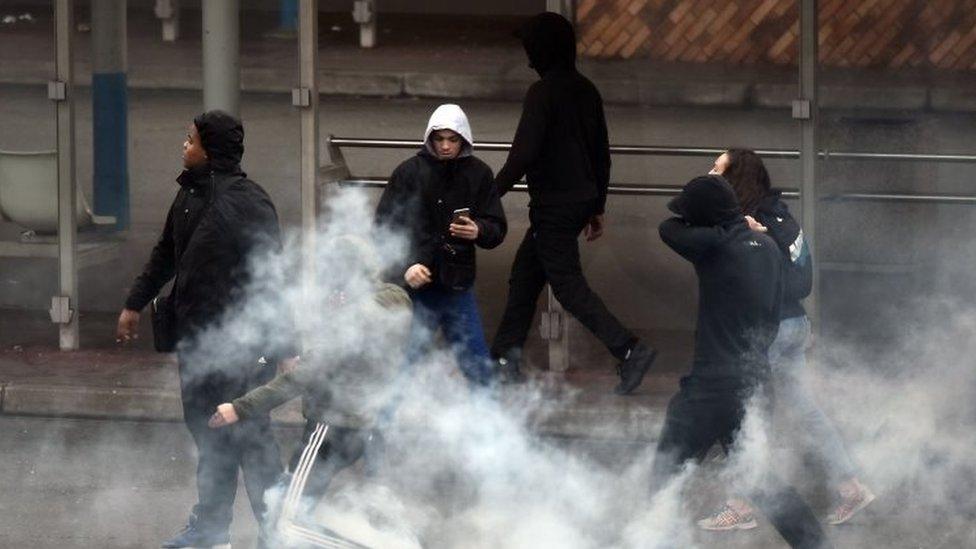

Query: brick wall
<box><xmin>576</xmin><ymin>0</ymin><xmax>976</xmax><ymax>70</ymax></box>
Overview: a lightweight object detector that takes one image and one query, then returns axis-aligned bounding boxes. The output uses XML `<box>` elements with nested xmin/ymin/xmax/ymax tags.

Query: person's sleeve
<box><xmin>376</xmin><ymin>166</ymin><xmax>434</xmax><ymax>282</ymax></box>
<box><xmin>124</xmin><ymin>201</ymin><xmax>177</xmax><ymax>311</ymax></box>
<box><xmin>594</xmin><ymin>95</ymin><xmax>611</xmax><ymax>214</ymax></box>
<box><xmin>495</xmin><ymin>82</ymin><xmax>549</xmax><ymax>196</ymax></box>
<box><xmin>473</xmin><ymin>167</ymin><xmax>507</xmax><ymax>250</ymax></box>
<box><xmin>784</xmin><ymin>231</ymin><xmax>813</xmax><ymax>302</ymax></box>
<box><xmin>658</xmin><ymin>217</ymin><xmax>721</xmax><ymax>263</ymax></box>
<box><xmin>231</xmin><ymin>371</ymin><xmax>303</xmax><ymax>419</ymax></box>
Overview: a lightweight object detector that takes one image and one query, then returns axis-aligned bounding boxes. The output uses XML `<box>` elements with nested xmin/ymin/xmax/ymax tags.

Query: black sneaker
<box><xmin>160</xmin><ymin>515</ymin><xmax>230</xmax><ymax>548</ymax></box>
<box><xmin>614</xmin><ymin>343</ymin><xmax>657</xmax><ymax>395</ymax></box>
<box><xmin>495</xmin><ymin>350</ymin><xmax>527</xmax><ymax>384</ymax></box>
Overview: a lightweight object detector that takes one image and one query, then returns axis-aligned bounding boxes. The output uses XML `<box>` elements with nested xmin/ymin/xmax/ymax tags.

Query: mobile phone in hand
<box><xmin>452</xmin><ymin>208</ymin><xmax>471</xmax><ymax>223</ymax></box>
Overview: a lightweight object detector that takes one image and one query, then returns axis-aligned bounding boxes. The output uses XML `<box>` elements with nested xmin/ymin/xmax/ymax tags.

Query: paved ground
<box><xmin>2</xmin><ymin>415</ymin><xmax>973</xmax><ymax>549</ymax></box>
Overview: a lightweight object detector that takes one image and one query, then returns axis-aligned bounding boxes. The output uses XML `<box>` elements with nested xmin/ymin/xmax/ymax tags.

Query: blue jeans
<box><xmin>771</xmin><ymin>315</ymin><xmax>857</xmax><ymax>485</ymax></box>
<box><xmin>406</xmin><ymin>285</ymin><xmax>492</xmax><ymax>385</ymax></box>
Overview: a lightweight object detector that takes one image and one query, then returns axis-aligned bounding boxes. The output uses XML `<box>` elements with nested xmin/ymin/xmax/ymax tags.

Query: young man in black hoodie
<box><xmin>490</xmin><ymin>12</ymin><xmax>656</xmax><ymax>392</ymax></box>
<box><xmin>116</xmin><ymin>111</ymin><xmax>294</xmax><ymax>548</ymax></box>
<box><xmin>654</xmin><ymin>175</ymin><xmax>831</xmax><ymax>549</ymax></box>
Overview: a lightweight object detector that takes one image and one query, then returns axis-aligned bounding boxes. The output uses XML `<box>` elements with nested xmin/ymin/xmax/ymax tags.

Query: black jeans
<box><xmin>179</xmin><ymin>360</ymin><xmax>283</xmax><ymax>533</ymax></box>
<box><xmin>651</xmin><ymin>377</ymin><xmax>831</xmax><ymax>549</ymax></box>
<box><xmin>491</xmin><ymin>201</ymin><xmax>636</xmax><ymax>361</ymax></box>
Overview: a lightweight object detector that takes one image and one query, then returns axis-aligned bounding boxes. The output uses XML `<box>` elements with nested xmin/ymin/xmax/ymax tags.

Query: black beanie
<box><xmin>668</xmin><ymin>174</ymin><xmax>743</xmax><ymax>227</ymax></box>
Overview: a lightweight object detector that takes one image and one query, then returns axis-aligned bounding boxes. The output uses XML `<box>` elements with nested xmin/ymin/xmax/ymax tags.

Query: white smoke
<box><xmin>181</xmin><ymin>187</ymin><xmax>976</xmax><ymax>549</ymax></box>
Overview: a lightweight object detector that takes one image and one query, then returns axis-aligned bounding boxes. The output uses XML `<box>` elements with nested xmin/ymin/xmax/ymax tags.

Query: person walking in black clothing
<box><xmin>116</xmin><ymin>111</ymin><xmax>295</xmax><ymax>548</ymax></box>
<box><xmin>653</xmin><ymin>174</ymin><xmax>831</xmax><ymax>549</ymax></box>
<box><xmin>490</xmin><ymin>12</ymin><xmax>656</xmax><ymax>391</ymax></box>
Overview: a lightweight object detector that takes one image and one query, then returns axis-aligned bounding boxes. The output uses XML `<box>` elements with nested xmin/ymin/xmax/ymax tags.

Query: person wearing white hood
<box><xmin>376</xmin><ymin>104</ymin><xmax>507</xmax><ymax>385</ymax></box>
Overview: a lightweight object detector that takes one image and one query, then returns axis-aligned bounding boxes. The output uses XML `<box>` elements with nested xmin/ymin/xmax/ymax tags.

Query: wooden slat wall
<box><xmin>576</xmin><ymin>0</ymin><xmax>976</xmax><ymax>70</ymax></box>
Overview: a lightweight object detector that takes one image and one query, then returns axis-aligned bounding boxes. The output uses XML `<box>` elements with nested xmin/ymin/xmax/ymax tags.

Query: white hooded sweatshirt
<box><xmin>423</xmin><ymin>103</ymin><xmax>474</xmax><ymax>158</ymax></box>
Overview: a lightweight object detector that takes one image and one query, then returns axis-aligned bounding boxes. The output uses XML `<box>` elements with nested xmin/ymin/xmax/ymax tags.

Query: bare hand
<box><xmin>208</xmin><ymin>403</ymin><xmax>239</xmax><ymax>428</ymax></box>
<box><xmin>449</xmin><ymin>216</ymin><xmax>479</xmax><ymax>241</ymax></box>
<box><xmin>404</xmin><ymin>263</ymin><xmax>432</xmax><ymax>289</ymax></box>
<box><xmin>584</xmin><ymin>214</ymin><xmax>605</xmax><ymax>242</ymax></box>
<box><xmin>277</xmin><ymin>356</ymin><xmax>300</xmax><ymax>375</ymax></box>
<box><xmin>745</xmin><ymin>215</ymin><xmax>768</xmax><ymax>233</ymax></box>
<box><xmin>116</xmin><ymin>308</ymin><xmax>140</xmax><ymax>344</ymax></box>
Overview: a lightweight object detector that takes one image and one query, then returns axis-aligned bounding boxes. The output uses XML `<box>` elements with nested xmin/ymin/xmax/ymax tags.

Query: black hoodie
<box><xmin>659</xmin><ymin>175</ymin><xmax>783</xmax><ymax>385</ymax></box>
<box><xmin>125</xmin><ymin>111</ymin><xmax>293</xmax><ymax>360</ymax></box>
<box><xmin>495</xmin><ymin>12</ymin><xmax>611</xmax><ymax>214</ymax></box>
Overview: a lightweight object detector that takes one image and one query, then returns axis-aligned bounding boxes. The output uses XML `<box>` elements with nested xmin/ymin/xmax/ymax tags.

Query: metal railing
<box><xmin>327</xmin><ymin>135</ymin><xmax>976</xmax><ymax>203</ymax></box>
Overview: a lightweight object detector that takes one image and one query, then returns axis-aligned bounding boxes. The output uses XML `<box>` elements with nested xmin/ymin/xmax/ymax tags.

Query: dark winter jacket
<box><xmin>495</xmin><ymin>12</ymin><xmax>611</xmax><ymax>214</ymax></box>
<box><xmin>376</xmin><ymin>144</ymin><xmax>506</xmax><ymax>290</ymax></box>
<box><xmin>660</xmin><ymin>175</ymin><xmax>783</xmax><ymax>386</ymax></box>
<box><xmin>124</xmin><ymin>111</ymin><xmax>293</xmax><ymax>359</ymax></box>
<box><xmin>753</xmin><ymin>191</ymin><xmax>812</xmax><ymax>320</ymax></box>
<box><xmin>231</xmin><ymin>236</ymin><xmax>412</xmax><ymax>428</ymax></box>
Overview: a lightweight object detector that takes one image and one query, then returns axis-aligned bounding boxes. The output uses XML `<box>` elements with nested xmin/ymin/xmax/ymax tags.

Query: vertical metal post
<box><xmin>203</xmin><ymin>0</ymin><xmax>240</xmax><ymax>116</ymax></box>
<box><xmin>352</xmin><ymin>0</ymin><xmax>376</xmax><ymax>49</ymax></box>
<box><xmin>544</xmin><ymin>287</ymin><xmax>570</xmax><ymax>373</ymax></box>
<box><xmin>798</xmin><ymin>0</ymin><xmax>820</xmax><ymax>327</ymax></box>
<box><xmin>53</xmin><ymin>0</ymin><xmax>79</xmax><ymax>350</ymax></box>
<box><xmin>546</xmin><ymin>0</ymin><xmax>575</xmax><ymax>19</ymax></box>
<box><xmin>92</xmin><ymin>0</ymin><xmax>129</xmax><ymax>229</ymax></box>
<box><xmin>280</xmin><ymin>0</ymin><xmax>298</xmax><ymax>31</ymax></box>
<box><xmin>297</xmin><ymin>0</ymin><xmax>319</xmax><ymax>343</ymax></box>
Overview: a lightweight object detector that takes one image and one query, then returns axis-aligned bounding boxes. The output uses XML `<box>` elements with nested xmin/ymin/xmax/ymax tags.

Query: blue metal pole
<box><xmin>281</xmin><ymin>0</ymin><xmax>299</xmax><ymax>30</ymax></box>
<box><xmin>92</xmin><ymin>0</ymin><xmax>129</xmax><ymax>230</ymax></box>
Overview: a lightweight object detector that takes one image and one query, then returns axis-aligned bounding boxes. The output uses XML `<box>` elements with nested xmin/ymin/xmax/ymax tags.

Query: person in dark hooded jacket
<box><xmin>653</xmin><ymin>174</ymin><xmax>831</xmax><ymax>549</ymax></box>
<box><xmin>375</xmin><ymin>104</ymin><xmax>506</xmax><ymax>385</ymax></box>
<box><xmin>697</xmin><ymin>149</ymin><xmax>873</xmax><ymax>532</ymax></box>
<box><xmin>116</xmin><ymin>110</ymin><xmax>295</xmax><ymax>548</ymax></box>
<box><xmin>490</xmin><ymin>12</ymin><xmax>657</xmax><ymax>390</ymax></box>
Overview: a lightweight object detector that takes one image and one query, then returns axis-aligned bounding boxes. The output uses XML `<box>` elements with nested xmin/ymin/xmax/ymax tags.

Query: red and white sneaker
<box><xmin>697</xmin><ymin>503</ymin><xmax>759</xmax><ymax>531</ymax></box>
<box><xmin>826</xmin><ymin>485</ymin><xmax>876</xmax><ymax>525</ymax></box>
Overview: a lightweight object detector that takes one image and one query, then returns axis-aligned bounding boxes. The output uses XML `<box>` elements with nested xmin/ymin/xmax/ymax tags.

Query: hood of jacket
<box><xmin>516</xmin><ymin>12</ymin><xmax>577</xmax><ymax>77</ymax></box>
<box><xmin>668</xmin><ymin>174</ymin><xmax>744</xmax><ymax>227</ymax></box>
<box><xmin>194</xmin><ymin>110</ymin><xmax>245</xmax><ymax>174</ymax></box>
<box><xmin>423</xmin><ymin>104</ymin><xmax>474</xmax><ymax>158</ymax></box>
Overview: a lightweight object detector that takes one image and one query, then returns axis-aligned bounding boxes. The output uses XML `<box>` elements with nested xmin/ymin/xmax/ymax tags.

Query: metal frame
<box><xmin>53</xmin><ymin>0</ymin><xmax>79</xmax><ymax>350</ymax></box>
<box><xmin>325</xmin><ymin>136</ymin><xmax>976</xmax><ymax>204</ymax></box>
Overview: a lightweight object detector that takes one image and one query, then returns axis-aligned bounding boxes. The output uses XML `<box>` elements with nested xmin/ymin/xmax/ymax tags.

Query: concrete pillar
<box><xmin>92</xmin><ymin>0</ymin><xmax>129</xmax><ymax>229</ymax></box>
<box><xmin>203</xmin><ymin>0</ymin><xmax>240</xmax><ymax>116</ymax></box>
<box><xmin>52</xmin><ymin>0</ymin><xmax>79</xmax><ymax>350</ymax></box>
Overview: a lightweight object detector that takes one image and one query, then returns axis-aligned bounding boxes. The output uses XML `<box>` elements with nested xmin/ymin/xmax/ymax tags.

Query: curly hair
<box><xmin>722</xmin><ymin>148</ymin><xmax>771</xmax><ymax>216</ymax></box>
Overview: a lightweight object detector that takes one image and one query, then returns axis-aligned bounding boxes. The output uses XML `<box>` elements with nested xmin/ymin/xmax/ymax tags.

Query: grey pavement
<box><xmin>0</xmin><ymin>309</ymin><xmax>679</xmax><ymax>442</ymax></box>
<box><xmin>3</xmin><ymin>415</ymin><xmax>973</xmax><ymax>548</ymax></box>
<box><xmin>1</xmin><ymin>7</ymin><xmax>976</xmax><ymax>110</ymax></box>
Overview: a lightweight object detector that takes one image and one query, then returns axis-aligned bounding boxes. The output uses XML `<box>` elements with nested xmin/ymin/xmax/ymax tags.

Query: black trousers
<box><xmin>651</xmin><ymin>377</ymin><xmax>831</xmax><ymax>549</ymax></box>
<box><xmin>491</xmin><ymin>201</ymin><xmax>636</xmax><ymax>361</ymax></box>
<box><xmin>179</xmin><ymin>360</ymin><xmax>283</xmax><ymax>532</ymax></box>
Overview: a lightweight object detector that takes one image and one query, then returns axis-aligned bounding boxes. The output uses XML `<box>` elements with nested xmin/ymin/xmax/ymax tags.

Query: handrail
<box><xmin>333</xmin><ymin>178</ymin><xmax>976</xmax><ymax>205</ymax></box>
<box><xmin>328</xmin><ymin>136</ymin><xmax>976</xmax><ymax>163</ymax></box>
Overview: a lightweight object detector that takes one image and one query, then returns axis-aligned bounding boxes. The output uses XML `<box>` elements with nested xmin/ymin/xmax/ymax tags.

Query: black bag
<box><xmin>151</xmin><ymin>294</ymin><xmax>178</xmax><ymax>353</ymax></box>
<box><xmin>437</xmin><ymin>241</ymin><xmax>476</xmax><ymax>291</ymax></box>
